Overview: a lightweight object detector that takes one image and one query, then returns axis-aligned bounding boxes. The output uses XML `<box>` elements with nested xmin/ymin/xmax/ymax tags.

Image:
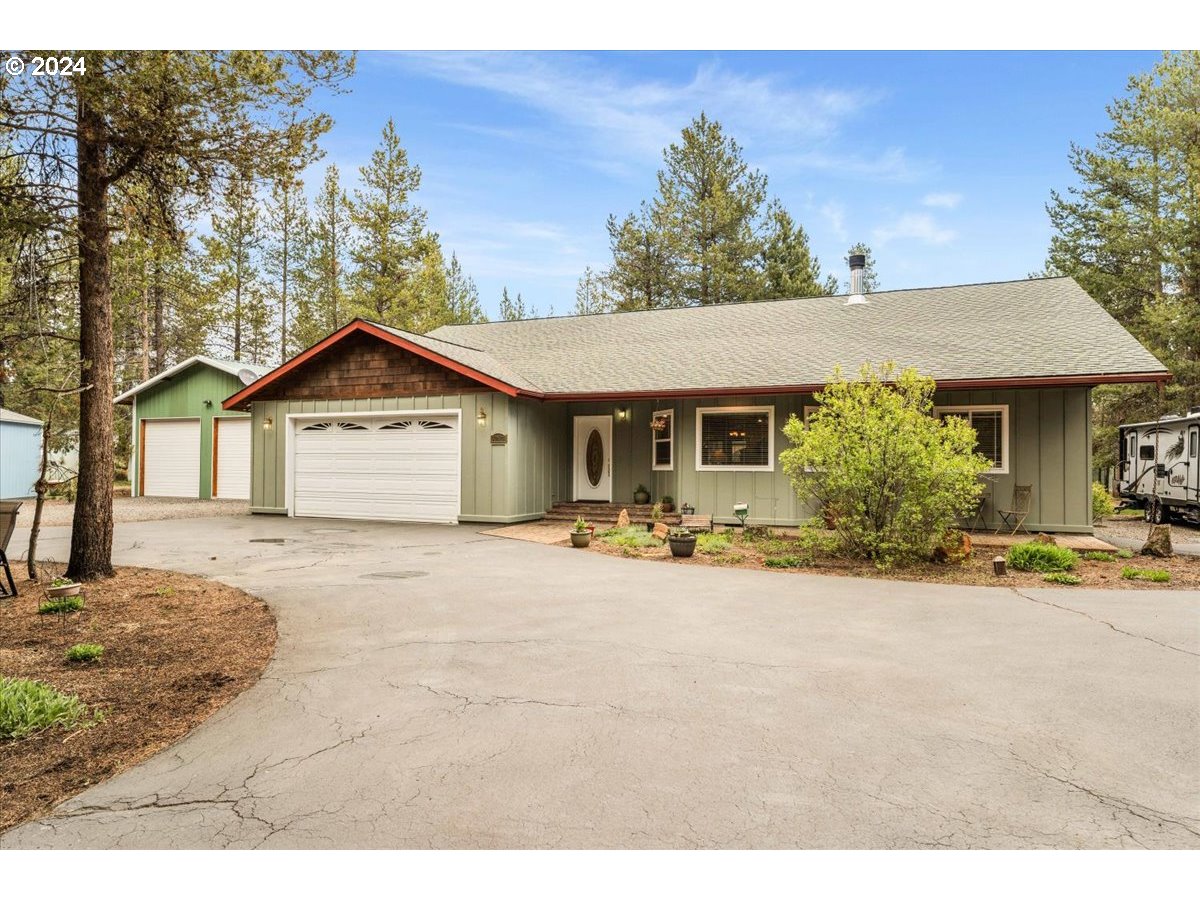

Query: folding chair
<box><xmin>0</xmin><ymin>500</ymin><xmax>21</xmax><ymax>598</ymax></box>
<box><xmin>996</xmin><ymin>485</ymin><xmax>1033</xmax><ymax>536</ymax></box>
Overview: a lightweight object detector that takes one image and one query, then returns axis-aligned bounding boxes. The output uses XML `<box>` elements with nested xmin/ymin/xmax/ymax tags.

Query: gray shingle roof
<box><xmin>424</xmin><ymin>277</ymin><xmax>1166</xmax><ymax>395</ymax></box>
<box><xmin>114</xmin><ymin>355</ymin><xmax>275</xmax><ymax>404</ymax></box>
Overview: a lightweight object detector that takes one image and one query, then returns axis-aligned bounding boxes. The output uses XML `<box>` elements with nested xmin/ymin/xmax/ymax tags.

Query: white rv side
<box><xmin>1117</xmin><ymin>407</ymin><xmax>1200</xmax><ymax>524</ymax></box>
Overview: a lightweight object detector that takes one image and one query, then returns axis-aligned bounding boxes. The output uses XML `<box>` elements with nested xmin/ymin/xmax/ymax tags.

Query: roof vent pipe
<box><xmin>845</xmin><ymin>253</ymin><xmax>868</xmax><ymax>305</ymax></box>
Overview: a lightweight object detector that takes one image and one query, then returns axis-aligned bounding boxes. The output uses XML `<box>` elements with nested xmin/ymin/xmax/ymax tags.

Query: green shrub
<box><xmin>1043</xmin><ymin>572</ymin><xmax>1082</xmax><ymax>585</ymax></box>
<box><xmin>0</xmin><ymin>677</ymin><xmax>90</xmax><ymax>740</ymax></box>
<box><xmin>764</xmin><ymin>556</ymin><xmax>809</xmax><ymax>569</ymax></box>
<box><xmin>780</xmin><ymin>363</ymin><xmax>991</xmax><ymax>567</ymax></box>
<box><xmin>1006</xmin><ymin>542</ymin><xmax>1079</xmax><ymax>573</ymax></box>
<box><xmin>1081</xmin><ymin>551</ymin><xmax>1117</xmax><ymax>562</ymax></box>
<box><xmin>696</xmin><ymin>532</ymin><xmax>732</xmax><ymax>554</ymax></box>
<box><xmin>1116</xmin><ymin>549</ymin><xmax>1135</xmax><ymax>559</ymax></box>
<box><xmin>1091</xmin><ymin>482</ymin><xmax>1116</xmax><ymax>522</ymax></box>
<box><xmin>1121</xmin><ymin>566</ymin><xmax>1171</xmax><ymax>583</ymax></box>
<box><xmin>38</xmin><ymin>596</ymin><xmax>84</xmax><ymax>615</ymax></box>
<box><xmin>598</xmin><ymin>526</ymin><xmax>662</xmax><ymax>548</ymax></box>
<box><xmin>66</xmin><ymin>643</ymin><xmax>105</xmax><ymax>663</ymax></box>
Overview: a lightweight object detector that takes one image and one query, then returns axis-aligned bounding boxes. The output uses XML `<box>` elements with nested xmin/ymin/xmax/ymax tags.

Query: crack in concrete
<box><xmin>1010</xmin><ymin>588</ymin><xmax>1199</xmax><ymax>658</ymax></box>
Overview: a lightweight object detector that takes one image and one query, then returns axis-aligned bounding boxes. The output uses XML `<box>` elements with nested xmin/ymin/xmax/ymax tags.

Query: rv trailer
<box><xmin>1117</xmin><ymin>407</ymin><xmax>1200</xmax><ymax>524</ymax></box>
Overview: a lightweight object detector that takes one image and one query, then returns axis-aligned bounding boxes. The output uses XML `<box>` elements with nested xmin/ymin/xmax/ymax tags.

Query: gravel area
<box><xmin>12</xmin><ymin>496</ymin><xmax>250</xmax><ymax>529</ymax></box>
<box><xmin>1095</xmin><ymin>515</ymin><xmax>1200</xmax><ymax>556</ymax></box>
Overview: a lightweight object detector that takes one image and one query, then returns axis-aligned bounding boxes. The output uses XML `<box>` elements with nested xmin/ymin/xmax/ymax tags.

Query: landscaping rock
<box><xmin>616</xmin><ymin>509</ymin><xmax>630</xmax><ymax>528</ymax></box>
<box><xmin>652</xmin><ymin>522</ymin><xmax>670</xmax><ymax>540</ymax></box>
<box><xmin>932</xmin><ymin>530</ymin><xmax>972</xmax><ymax>564</ymax></box>
<box><xmin>1034</xmin><ymin>533</ymin><xmax>1057</xmax><ymax>545</ymax></box>
<box><xmin>1142</xmin><ymin>524</ymin><xmax>1173</xmax><ymax>558</ymax></box>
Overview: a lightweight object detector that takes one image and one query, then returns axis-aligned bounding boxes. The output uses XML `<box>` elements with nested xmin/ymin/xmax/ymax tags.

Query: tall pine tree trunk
<box><xmin>280</xmin><ymin>225</ymin><xmax>289</xmax><ymax>363</ymax></box>
<box><xmin>140</xmin><ymin>260</ymin><xmax>151</xmax><ymax>381</ymax></box>
<box><xmin>152</xmin><ymin>247</ymin><xmax>164</xmax><ymax>374</ymax></box>
<box><xmin>68</xmin><ymin>88</ymin><xmax>116</xmax><ymax>581</ymax></box>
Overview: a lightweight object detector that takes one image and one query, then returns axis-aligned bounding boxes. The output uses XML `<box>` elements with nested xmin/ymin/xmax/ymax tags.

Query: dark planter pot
<box><xmin>669</xmin><ymin>535</ymin><xmax>697</xmax><ymax>558</ymax></box>
<box><xmin>570</xmin><ymin>531</ymin><xmax>591</xmax><ymax>548</ymax></box>
<box><xmin>634</xmin><ymin>491</ymin><xmax>650</xmax><ymax>505</ymax></box>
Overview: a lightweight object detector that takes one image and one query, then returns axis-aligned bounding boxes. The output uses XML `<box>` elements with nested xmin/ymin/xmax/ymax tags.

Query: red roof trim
<box><xmin>541</xmin><ymin>371</ymin><xmax>1172</xmax><ymax>402</ymax></box>
<box><xmin>222</xmin><ymin>320</ymin><xmax>532</xmax><ymax>410</ymax></box>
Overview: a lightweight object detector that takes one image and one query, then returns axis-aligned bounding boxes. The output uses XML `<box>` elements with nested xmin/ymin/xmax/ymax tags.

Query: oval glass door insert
<box><xmin>586</xmin><ymin>429</ymin><xmax>604</xmax><ymax>487</ymax></box>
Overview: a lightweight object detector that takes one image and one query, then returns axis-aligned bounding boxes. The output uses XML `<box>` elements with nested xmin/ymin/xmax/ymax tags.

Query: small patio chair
<box><xmin>996</xmin><ymin>485</ymin><xmax>1033</xmax><ymax>536</ymax></box>
<box><xmin>963</xmin><ymin>494</ymin><xmax>988</xmax><ymax>532</ymax></box>
<box><xmin>0</xmin><ymin>500</ymin><xmax>21</xmax><ymax>598</ymax></box>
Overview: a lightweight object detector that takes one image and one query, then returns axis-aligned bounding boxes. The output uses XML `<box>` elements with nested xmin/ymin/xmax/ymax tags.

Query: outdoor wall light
<box><xmin>477</xmin><ymin>406</ymin><xmax>488</xmax><ymax>427</ymax></box>
<box><xmin>263</xmin><ymin>416</ymin><xmax>273</xmax><ymax>430</ymax></box>
<box><xmin>615</xmin><ymin>407</ymin><xmax>629</xmax><ymax>421</ymax></box>
<box><xmin>203</xmin><ymin>399</ymin><xmax>213</xmax><ymax>408</ymax></box>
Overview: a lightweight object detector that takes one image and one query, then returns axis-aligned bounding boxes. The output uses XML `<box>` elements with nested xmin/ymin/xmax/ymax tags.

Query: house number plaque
<box><xmin>490</xmin><ymin>432</ymin><xmax>508</xmax><ymax>446</ymax></box>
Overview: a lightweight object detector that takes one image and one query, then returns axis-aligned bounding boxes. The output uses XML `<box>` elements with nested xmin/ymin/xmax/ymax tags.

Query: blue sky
<box><xmin>306</xmin><ymin>51</ymin><xmax>1160</xmax><ymax>319</ymax></box>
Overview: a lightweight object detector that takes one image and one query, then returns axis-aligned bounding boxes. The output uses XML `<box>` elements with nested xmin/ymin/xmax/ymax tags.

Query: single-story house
<box><xmin>0</xmin><ymin>407</ymin><xmax>43</xmax><ymax>499</ymax></box>
<box><xmin>221</xmin><ymin>276</ymin><xmax>1169</xmax><ymax>534</ymax></box>
<box><xmin>116</xmin><ymin>356</ymin><xmax>272</xmax><ymax>500</ymax></box>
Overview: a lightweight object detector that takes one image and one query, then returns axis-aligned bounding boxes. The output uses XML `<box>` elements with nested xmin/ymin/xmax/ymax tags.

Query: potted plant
<box><xmin>633</xmin><ymin>484</ymin><xmax>650</xmax><ymax>505</ymax></box>
<box><xmin>660</xmin><ymin>495</ymin><xmax>675</xmax><ymax>513</ymax></box>
<box><xmin>646</xmin><ymin>501</ymin><xmax>664</xmax><ymax>532</ymax></box>
<box><xmin>46</xmin><ymin>576</ymin><xmax>82</xmax><ymax>598</ymax></box>
<box><xmin>570</xmin><ymin>516</ymin><xmax>592</xmax><ymax>548</ymax></box>
<box><xmin>668</xmin><ymin>527</ymin><xmax>696</xmax><ymax>558</ymax></box>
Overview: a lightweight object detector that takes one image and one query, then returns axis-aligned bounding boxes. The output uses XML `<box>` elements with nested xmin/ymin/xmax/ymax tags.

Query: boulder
<box><xmin>616</xmin><ymin>509</ymin><xmax>630</xmax><ymax>528</ymax></box>
<box><xmin>932</xmin><ymin>529</ymin><xmax>972</xmax><ymax>564</ymax></box>
<box><xmin>652</xmin><ymin>522</ymin><xmax>670</xmax><ymax>540</ymax></box>
<box><xmin>1034</xmin><ymin>532</ymin><xmax>1057</xmax><ymax>545</ymax></box>
<box><xmin>1141</xmin><ymin>524</ymin><xmax>1173</xmax><ymax>558</ymax></box>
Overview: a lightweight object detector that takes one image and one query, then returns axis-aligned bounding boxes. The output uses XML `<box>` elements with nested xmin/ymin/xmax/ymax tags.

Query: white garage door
<box><xmin>141</xmin><ymin>419</ymin><xmax>200</xmax><ymax>498</ymax></box>
<box><xmin>213</xmin><ymin>416</ymin><xmax>251</xmax><ymax>499</ymax></box>
<box><xmin>292</xmin><ymin>414</ymin><xmax>460</xmax><ymax>522</ymax></box>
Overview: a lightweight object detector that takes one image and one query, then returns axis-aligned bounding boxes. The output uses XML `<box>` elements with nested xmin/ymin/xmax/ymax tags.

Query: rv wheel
<box><xmin>1145</xmin><ymin>499</ymin><xmax>1166</xmax><ymax>525</ymax></box>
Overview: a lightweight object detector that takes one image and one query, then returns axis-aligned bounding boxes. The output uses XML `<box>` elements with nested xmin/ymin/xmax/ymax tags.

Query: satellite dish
<box><xmin>237</xmin><ymin>368</ymin><xmax>261</xmax><ymax>386</ymax></box>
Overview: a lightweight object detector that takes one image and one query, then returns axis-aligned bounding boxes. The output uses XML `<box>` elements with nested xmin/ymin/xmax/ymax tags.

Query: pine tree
<box><xmin>573</xmin><ymin>266</ymin><xmax>614</xmax><ymax>315</ymax></box>
<box><xmin>760</xmin><ymin>202</ymin><xmax>838</xmax><ymax>298</ymax></box>
<box><xmin>443</xmin><ymin>252</ymin><xmax>487</xmax><ymax>324</ymax></box>
<box><xmin>499</xmin><ymin>286</ymin><xmax>535</xmax><ymax>321</ymax></box>
<box><xmin>605</xmin><ymin>206</ymin><xmax>676</xmax><ymax>310</ymax></box>
<box><xmin>200</xmin><ymin>173</ymin><xmax>271</xmax><ymax>363</ymax></box>
<box><xmin>294</xmin><ymin>164</ymin><xmax>351</xmax><ymax>348</ymax></box>
<box><xmin>264</xmin><ymin>167</ymin><xmax>308</xmax><ymax>362</ymax></box>
<box><xmin>654</xmin><ymin>113</ymin><xmax>768</xmax><ymax>306</ymax></box>
<box><xmin>1046</xmin><ymin>50</ymin><xmax>1200</xmax><ymax>462</ymax></box>
<box><xmin>843</xmin><ymin>242</ymin><xmax>880</xmax><ymax>293</ymax></box>
<box><xmin>348</xmin><ymin>119</ymin><xmax>437</xmax><ymax>329</ymax></box>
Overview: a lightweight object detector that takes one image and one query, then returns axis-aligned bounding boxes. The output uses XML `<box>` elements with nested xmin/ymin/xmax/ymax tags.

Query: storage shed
<box><xmin>115</xmin><ymin>356</ymin><xmax>271</xmax><ymax>500</ymax></box>
<box><xmin>0</xmin><ymin>407</ymin><xmax>44</xmax><ymax>499</ymax></box>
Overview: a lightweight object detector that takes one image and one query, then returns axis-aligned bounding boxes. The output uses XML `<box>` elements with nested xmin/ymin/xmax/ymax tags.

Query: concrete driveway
<box><xmin>4</xmin><ymin>514</ymin><xmax>1199</xmax><ymax>849</ymax></box>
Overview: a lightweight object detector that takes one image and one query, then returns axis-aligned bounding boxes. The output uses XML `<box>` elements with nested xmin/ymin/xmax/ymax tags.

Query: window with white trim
<box><xmin>696</xmin><ymin>406</ymin><xmax>774</xmax><ymax>471</ymax></box>
<box><xmin>651</xmin><ymin>410</ymin><xmax>673</xmax><ymax>470</ymax></box>
<box><xmin>935</xmin><ymin>405</ymin><xmax>1009</xmax><ymax>474</ymax></box>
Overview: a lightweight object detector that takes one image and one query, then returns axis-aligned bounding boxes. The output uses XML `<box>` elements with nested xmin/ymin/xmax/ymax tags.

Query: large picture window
<box><xmin>651</xmin><ymin>410</ymin><xmax>673</xmax><ymax>470</ymax></box>
<box><xmin>696</xmin><ymin>406</ymin><xmax>774</xmax><ymax>471</ymax></box>
<box><xmin>935</xmin><ymin>405</ymin><xmax>1009</xmax><ymax>474</ymax></box>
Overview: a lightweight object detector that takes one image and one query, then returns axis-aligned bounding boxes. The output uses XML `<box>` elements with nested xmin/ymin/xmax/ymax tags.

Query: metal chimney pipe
<box><xmin>848</xmin><ymin>253</ymin><xmax>866</xmax><ymax>296</ymax></box>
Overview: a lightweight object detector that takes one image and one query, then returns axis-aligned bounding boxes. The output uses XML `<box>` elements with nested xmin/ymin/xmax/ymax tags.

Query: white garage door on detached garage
<box><xmin>141</xmin><ymin>418</ymin><xmax>201</xmax><ymax>497</ymax></box>
<box><xmin>290</xmin><ymin>413</ymin><xmax>460</xmax><ymax>523</ymax></box>
<box><xmin>213</xmin><ymin>416</ymin><xmax>251</xmax><ymax>499</ymax></box>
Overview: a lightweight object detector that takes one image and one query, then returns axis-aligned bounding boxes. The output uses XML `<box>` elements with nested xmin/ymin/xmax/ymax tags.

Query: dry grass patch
<box><xmin>0</xmin><ymin>566</ymin><xmax>275</xmax><ymax>833</ymax></box>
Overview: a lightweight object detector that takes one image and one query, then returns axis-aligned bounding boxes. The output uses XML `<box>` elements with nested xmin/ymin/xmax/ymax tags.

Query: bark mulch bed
<box><xmin>582</xmin><ymin>530</ymin><xmax>1200</xmax><ymax>590</ymax></box>
<box><xmin>0</xmin><ymin>567</ymin><xmax>275</xmax><ymax>833</ymax></box>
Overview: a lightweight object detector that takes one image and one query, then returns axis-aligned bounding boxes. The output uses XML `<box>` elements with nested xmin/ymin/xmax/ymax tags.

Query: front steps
<box><xmin>543</xmin><ymin>502</ymin><xmax>682</xmax><ymax>526</ymax></box>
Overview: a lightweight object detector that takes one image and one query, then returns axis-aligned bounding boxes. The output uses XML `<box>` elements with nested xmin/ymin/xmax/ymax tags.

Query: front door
<box><xmin>573</xmin><ymin>415</ymin><xmax>612</xmax><ymax>501</ymax></box>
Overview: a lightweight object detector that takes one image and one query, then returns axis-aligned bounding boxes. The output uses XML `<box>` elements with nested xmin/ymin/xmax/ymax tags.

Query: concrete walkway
<box><xmin>3</xmin><ymin>515</ymin><xmax>1198</xmax><ymax>849</ymax></box>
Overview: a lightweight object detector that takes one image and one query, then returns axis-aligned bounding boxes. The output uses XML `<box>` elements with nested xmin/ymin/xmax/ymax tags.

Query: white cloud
<box><xmin>820</xmin><ymin>201</ymin><xmax>849</xmax><ymax>243</ymax></box>
<box><xmin>391</xmin><ymin>52</ymin><xmax>880</xmax><ymax>168</ymax></box>
<box><xmin>872</xmin><ymin>213</ymin><xmax>956</xmax><ymax>247</ymax></box>
<box><xmin>922</xmin><ymin>192</ymin><xmax>963</xmax><ymax>209</ymax></box>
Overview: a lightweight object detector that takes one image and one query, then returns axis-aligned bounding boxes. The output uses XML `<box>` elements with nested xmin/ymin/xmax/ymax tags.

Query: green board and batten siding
<box><xmin>249</xmin><ymin>393</ymin><xmax>561</xmax><ymax>523</ymax></box>
<box><xmin>248</xmin><ymin>385</ymin><xmax>1094</xmax><ymax>533</ymax></box>
<box><xmin>132</xmin><ymin>364</ymin><xmax>250</xmax><ymax>500</ymax></box>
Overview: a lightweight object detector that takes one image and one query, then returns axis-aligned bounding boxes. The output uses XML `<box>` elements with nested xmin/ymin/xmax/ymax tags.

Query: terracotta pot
<box><xmin>669</xmin><ymin>534</ymin><xmax>697</xmax><ymax>558</ymax></box>
<box><xmin>570</xmin><ymin>531</ymin><xmax>591</xmax><ymax>548</ymax></box>
<box><xmin>660</xmin><ymin>502</ymin><xmax>674</xmax><ymax>513</ymax></box>
<box><xmin>46</xmin><ymin>582</ymin><xmax>82</xmax><ymax>598</ymax></box>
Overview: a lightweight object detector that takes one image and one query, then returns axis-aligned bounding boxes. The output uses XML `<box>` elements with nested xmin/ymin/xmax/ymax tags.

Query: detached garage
<box><xmin>116</xmin><ymin>356</ymin><xmax>271</xmax><ymax>500</ymax></box>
